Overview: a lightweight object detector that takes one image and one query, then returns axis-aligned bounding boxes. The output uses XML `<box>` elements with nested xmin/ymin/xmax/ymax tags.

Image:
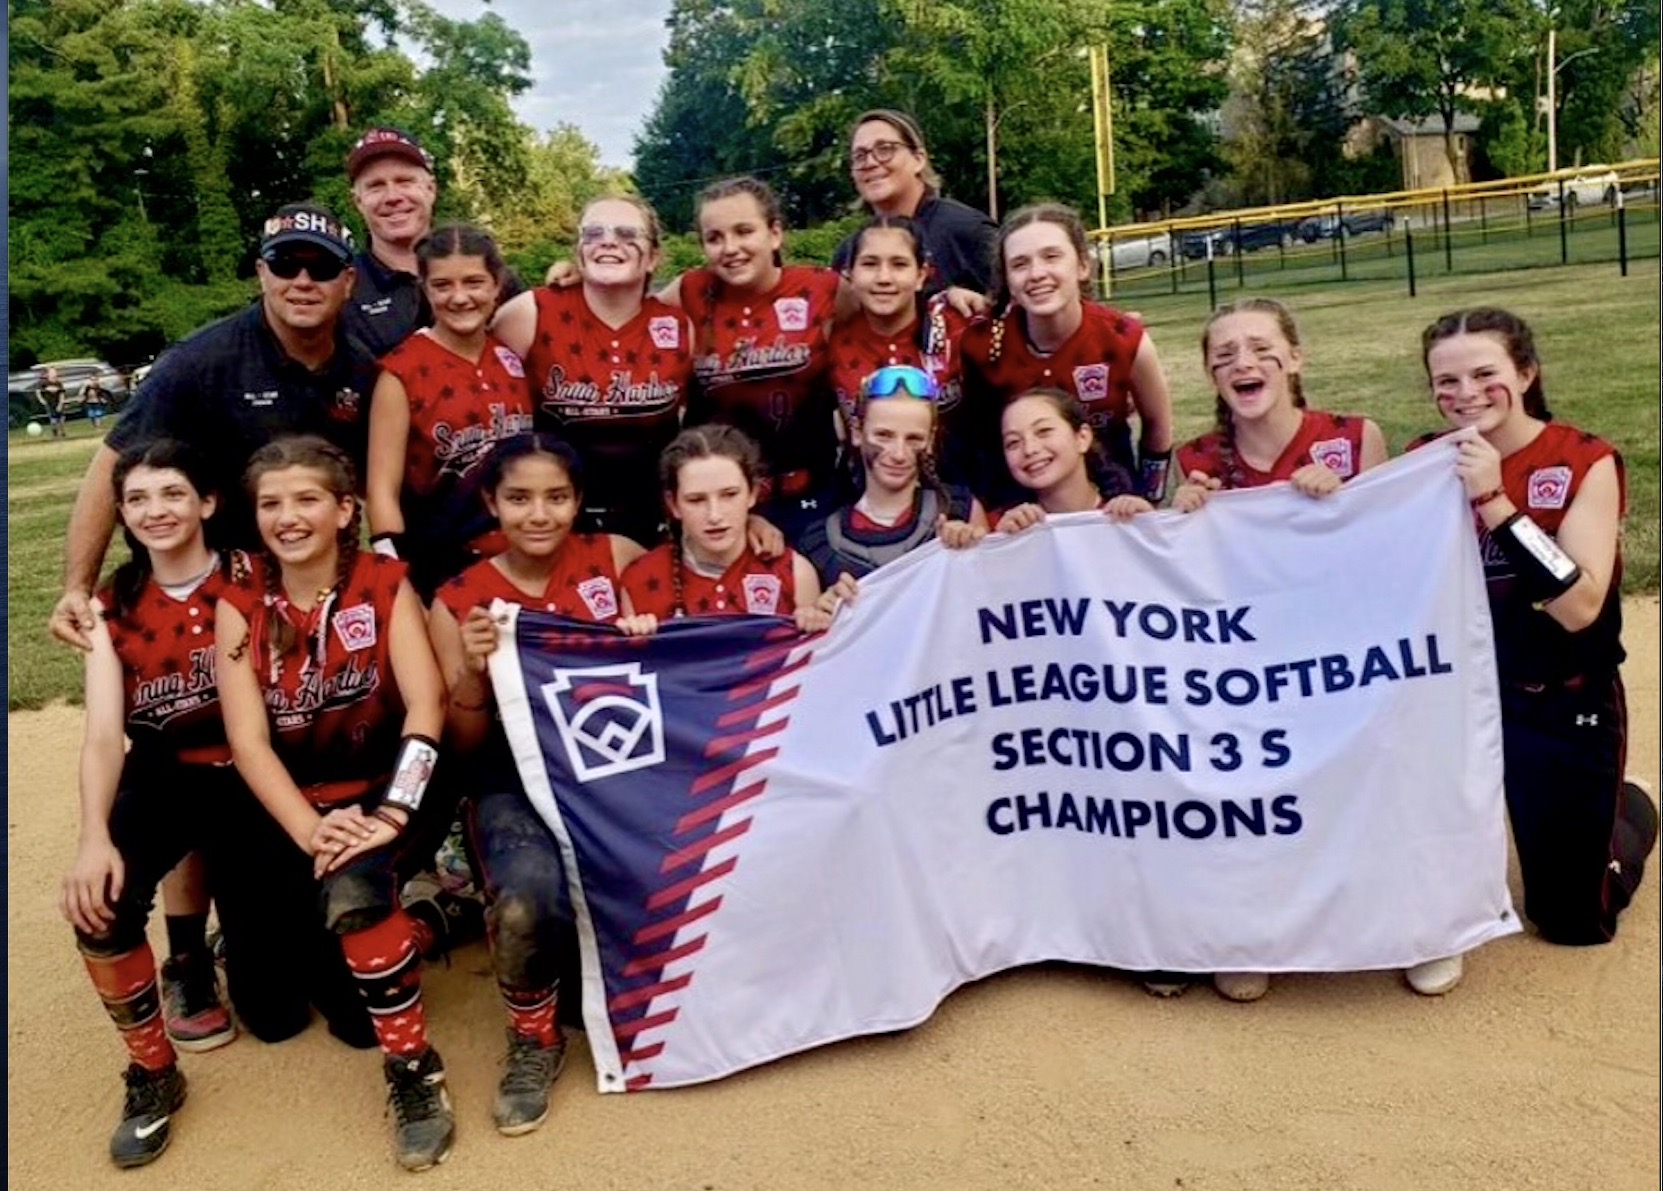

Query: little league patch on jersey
<box><xmin>332</xmin><ymin>603</ymin><xmax>378</xmax><ymax>652</ymax></box>
<box><xmin>494</xmin><ymin>345</ymin><xmax>526</xmax><ymax>378</ymax></box>
<box><xmin>577</xmin><ymin>576</ymin><xmax>620</xmax><ymax>621</ymax></box>
<box><xmin>649</xmin><ymin>316</ymin><xmax>682</xmax><ymax>350</ymax></box>
<box><xmin>1072</xmin><ymin>364</ymin><xmax>1111</xmax><ymax>402</ymax></box>
<box><xmin>1309</xmin><ymin>437</ymin><xmax>1355</xmax><ymax>477</ymax></box>
<box><xmin>742</xmin><ymin>573</ymin><xmax>783</xmax><ymax>615</ymax></box>
<box><xmin>1527</xmin><ymin>466</ymin><xmax>1573</xmax><ymax>509</ymax></box>
<box><xmin>774</xmin><ymin>297</ymin><xmax>811</xmax><ymax>333</ymax></box>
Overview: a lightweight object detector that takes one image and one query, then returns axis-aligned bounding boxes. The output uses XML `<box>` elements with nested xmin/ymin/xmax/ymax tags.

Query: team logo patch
<box><xmin>742</xmin><ymin>573</ymin><xmax>783</xmax><ymax>615</ymax></box>
<box><xmin>649</xmin><ymin>316</ymin><xmax>681</xmax><ymax>350</ymax></box>
<box><xmin>774</xmin><ymin>297</ymin><xmax>810</xmax><ymax>332</ymax></box>
<box><xmin>332</xmin><ymin>604</ymin><xmax>377</xmax><ymax>652</ymax></box>
<box><xmin>494</xmin><ymin>346</ymin><xmax>525</xmax><ymax>378</ymax></box>
<box><xmin>1308</xmin><ymin>437</ymin><xmax>1355</xmax><ymax>477</ymax></box>
<box><xmin>1072</xmin><ymin>364</ymin><xmax>1110</xmax><ymax>403</ymax></box>
<box><xmin>1528</xmin><ymin>466</ymin><xmax>1572</xmax><ymax>509</ymax></box>
<box><xmin>543</xmin><ymin>663</ymin><xmax>665</xmax><ymax>783</ymax></box>
<box><xmin>333</xmin><ymin>387</ymin><xmax>362</xmax><ymax>417</ymax></box>
<box><xmin>577</xmin><ymin>576</ymin><xmax>619</xmax><ymax>621</ymax></box>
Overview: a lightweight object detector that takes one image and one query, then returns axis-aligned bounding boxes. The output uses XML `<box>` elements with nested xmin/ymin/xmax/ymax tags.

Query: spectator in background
<box><xmin>38</xmin><ymin>366</ymin><xmax>68</xmax><ymax>438</ymax></box>
<box><xmin>82</xmin><ymin>375</ymin><xmax>110</xmax><ymax>431</ymax></box>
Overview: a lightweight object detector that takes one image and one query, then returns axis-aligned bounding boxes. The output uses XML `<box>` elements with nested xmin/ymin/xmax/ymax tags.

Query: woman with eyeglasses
<box><xmin>495</xmin><ymin>195</ymin><xmax>696</xmax><ymax>548</ymax></box>
<box><xmin>831</xmin><ymin>109</ymin><xmax>999</xmax><ymax>302</ymax></box>
<box><xmin>366</xmin><ymin>223</ymin><xmax>536</xmax><ymax>599</ymax></box>
<box><xmin>797</xmin><ymin>365</ymin><xmax>988</xmax><ymax>588</ymax></box>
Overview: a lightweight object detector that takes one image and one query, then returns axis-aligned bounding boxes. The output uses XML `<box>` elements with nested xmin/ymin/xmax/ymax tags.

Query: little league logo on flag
<box><xmin>543</xmin><ymin>663</ymin><xmax>665</xmax><ymax>782</ymax></box>
<box><xmin>492</xmin><ymin>443</ymin><xmax>1518</xmax><ymax>1094</ymax></box>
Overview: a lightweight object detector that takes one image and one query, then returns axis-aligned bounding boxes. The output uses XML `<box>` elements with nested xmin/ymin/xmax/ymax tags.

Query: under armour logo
<box><xmin>1609</xmin><ymin>860</ymin><xmax>1624</xmax><ymax>875</ymax></box>
<box><xmin>1575</xmin><ymin>714</ymin><xmax>1599</xmax><ymax>726</ymax></box>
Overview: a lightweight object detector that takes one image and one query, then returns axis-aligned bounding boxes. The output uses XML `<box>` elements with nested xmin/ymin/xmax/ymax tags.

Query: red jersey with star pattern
<box><xmin>1409</xmin><ymin>421</ymin><xmax>1624</xmax><ymax>684</ymax></box>
<box><xmin>825</xmin><ymin>294</ymin><xmax>969</xmax><ymax>427</ymax></box>
<box><xmin>522</xmin><ymin>286</ymin><xmax>694</xmax><ymax>525</ymax></box>
<box><xmin>100</xmin><ymin>553</ymin><xmax>250</xmax><ymax>762</ymax></box>
<box><xmin>1178</xmin><ymin>410</ymin><xmax>1370</xmax><ymax>488</ymax></box>
<box><xmin>958</xmin><ymin>302</ymin><xmax>1145</xmax><ymax>427</ymax></box>
<box><xmin>436</xmin><ymin>533</ymin><xmax>623</xmax><ymax>623</ymax></box>
<box><xmin>681</xmin><ymin>265</ymin><xmax>841</xmax><ymax>484</ymax></box>
<box><xmin>221</xmin><ymin>551</ymin><xmax>408</xmax><ymax>806</ymax></box>
<box><xmin>621</xmin><ymin>542</ymin><xmax>798</xmax><ymax>619</ymax></box>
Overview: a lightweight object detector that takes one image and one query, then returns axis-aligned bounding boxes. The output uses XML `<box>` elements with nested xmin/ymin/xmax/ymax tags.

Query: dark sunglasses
<box><xmin>263</xmin><ymin>252</ymin><xmax>348</xmax><ymax>282</ymax></box>
<box><xmin>861</xmin><ymin>365</ymin><xmax>940</xmax><ymax>401</ymax></box>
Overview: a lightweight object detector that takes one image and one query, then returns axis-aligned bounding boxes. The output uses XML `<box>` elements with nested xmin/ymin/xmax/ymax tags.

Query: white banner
<box><xmin>494</xmin><ymin>440</ymin><xmax>1519</xmax><ymax>1092</ymax></box>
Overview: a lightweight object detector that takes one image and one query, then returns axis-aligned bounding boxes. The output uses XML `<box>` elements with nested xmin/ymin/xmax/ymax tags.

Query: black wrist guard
<box><xmin>1138</xmin><ymin>448</ymin><xmax>1172</xmax><ymax>503</ymax></box>
<box><xmin>1492</xmin><ymin>512</ymin><xmax>1582</xmax><ymax>605</ymax></box>
<box><xmin>381</xmin><ymin>734</ymin><xmax>439</xmax><ymax>814</ymax></box>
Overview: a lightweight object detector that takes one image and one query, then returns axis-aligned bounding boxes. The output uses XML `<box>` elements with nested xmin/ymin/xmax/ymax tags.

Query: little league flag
<box><xmin>491</xmin><ymin>442</ymin><xmax>1520</xmax><ymax>1092</ymax></box>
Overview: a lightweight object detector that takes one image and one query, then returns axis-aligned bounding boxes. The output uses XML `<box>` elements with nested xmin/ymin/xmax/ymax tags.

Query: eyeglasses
<box><xmin>579</xmin><ymin>224</ymin><xmax>650</xmax><ymax>246</ymax></box>
<box><xmin>850</xmin><ymin>140</ymin><xmax>909</xmax><ymax>168</ymax></box>
<box><xmin>861</xmin><ymin>365</ymin><xmax>940</xmax><ymax>401</ymax></box>
<box><xmin>263</xmin><ymin>253</ymin><xmax>348</xmax><ymax>282</ymax></box>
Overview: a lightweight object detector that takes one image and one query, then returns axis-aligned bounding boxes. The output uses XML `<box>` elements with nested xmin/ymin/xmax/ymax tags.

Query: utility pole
<box><xmin>1546</xmin><ymin>27</ymin><xmax>1557</xmax><ymax>173</ymax></box>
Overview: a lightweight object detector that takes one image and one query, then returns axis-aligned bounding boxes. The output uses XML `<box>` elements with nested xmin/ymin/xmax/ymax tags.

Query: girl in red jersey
<box><xmin>1165</xmin><ymin>299</ymin><xmax>1387</xmax><ymax>1004</ymax></box>
<box><xmin>63</xmin><ymin>438</ymin><xmax>365</xmax><ymax>1169</ymax></box>
<box><xmin>367</xmin><ymin>223</ymin><xmax>535</xmax><ymax>599</ymax></box>
<box><xmin>216</xmin><ymin>435</ymin><xmax>456</xmax><ymax>1172</ymax></box>
<box><xmin>956</xmin><ymin>203</ymin><xmax>1175</xmax><ymax>510</ymax></box>
<box><xmin>494</xmin><ymin>195</ymin><xmax>695</xmax><ymax>548</ymax></box>
<box><xmin>1412</xmin><ymin>308</ymin><xmax>1655</xmax><ymax>978</ymax></box>
<box><xmin>1171</xmin><ymin>298</ymin><xmax>1388</xmax><ymax>516</ymax></box>
<box><xmin>669</xmin><ymin>177</ymin><xmax>857</xmax><ymax>540</ymax></box>
<box><xmin>798</xmin><ymin>365</ymin><xmax>987</xmax><ymax>586</ymax></box>
<box><xmin>620</xmin><ymin>424</ymin><xmax>833</xmax><ymax>632</ymax></box>
<box><xmin>993</xmin><ymin>388</ymin><xmax>1153</xmax><ymax>533</ymax></box>
<box><xmin>427</xmin><ymin>433</ymin><xmax>654</xmax><ymax>1136</ymax></box>
<box><xmin>826</xmin><ymin>216</ymin><xmax>973</xmax><ymax>491</ymax></box>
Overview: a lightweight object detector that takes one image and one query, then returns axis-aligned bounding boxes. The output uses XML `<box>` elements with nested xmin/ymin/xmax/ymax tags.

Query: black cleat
<box><xmin>109</xmin><ymin>1063</ymin><xmax>187</xmax><ymax>1169</ymax></box>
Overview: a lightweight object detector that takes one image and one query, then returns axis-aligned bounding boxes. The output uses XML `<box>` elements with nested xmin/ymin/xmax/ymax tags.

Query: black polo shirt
<box><xmin>346</xmin><ymin>245</ymin><xmax>527</xmax><ymax>359</ymax></box>
<box><xmin>108</xmin><ymin>302</ymin><xmax>378</xmax><ymax>546</ymax></box>
<box><xmin>831</xmin><ymin>193</ymin><xmax>999</xmax><ymax>296</ymax></box>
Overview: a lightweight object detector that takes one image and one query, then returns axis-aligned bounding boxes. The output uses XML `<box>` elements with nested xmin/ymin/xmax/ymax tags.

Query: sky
<box><xmin>426</xmin><ymin>0</ymin><xmax>673</xmax><ymax>170</ymax></box>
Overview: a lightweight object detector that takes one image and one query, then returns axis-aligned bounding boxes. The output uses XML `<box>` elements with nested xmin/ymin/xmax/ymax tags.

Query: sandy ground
<box><xmin>8</xmin><ymin>600</ymin><xmax>1659</xmax><ymax>1191</ymax></box>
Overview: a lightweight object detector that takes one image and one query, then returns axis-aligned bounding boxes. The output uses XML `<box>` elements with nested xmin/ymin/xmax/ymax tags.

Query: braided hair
<box><xmin>1421</xmin><ymin>307</ymin><xmax>1550</xmax><ymax>420</ymax></box>
<box><xmin>106</xmin><ymin>438</ymin><xmax>225</xmax><ymax>622</ymax></box>
<box><xmin>243</xmin><ymin>435</ymin><xmax>361</xmax><ymax>683</ymax></box>
<box><xmin>987</xmin><ymin>203</ymin><xmax>1095</xmax><ymax>366</ymax></box>
<box><xmin>657</xmin><ymin>425</ymin><xmax>765</xmax><ymax>618</ymax></box>
<box><xmin>1200</xmin><ymin>298</ymin><xmax>1308</xmax><ymax>491</ymax></box>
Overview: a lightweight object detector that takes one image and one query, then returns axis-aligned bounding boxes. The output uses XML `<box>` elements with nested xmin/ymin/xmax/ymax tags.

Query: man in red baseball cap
<box><xmin>342</xmin><ymin>126</ymin><xmax>523</xmax><ymax>357</ymax></box>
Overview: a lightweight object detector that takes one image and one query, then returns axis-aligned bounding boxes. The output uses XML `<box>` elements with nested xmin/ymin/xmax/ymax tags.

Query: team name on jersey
<box><xmin>243</xmin><ymin>389</ymin><xmax>280</xmax><ymax>407</ymax></box>
<box><xmin>696</xmin><ymin>340</ymin><xmax>814</xmax><ymax>386</ymax></box>
<box><xmin>265</xmin><ymin>655</ymin><xmax>380</xmax><ymax>723</ymax></box>
<box><xmin>130</xmin><ymin>647</ymin><xmax>217</xmax><ymax>728</ymax></box>
<box><xmin>541</xmin><ymin>367</ymin><xmax>682</xmax><ymax>415</ymax></box>
<box><xmin>432</xmin><ymin>404</ymin><xmax>537</xmax><ymax>474</ymax></box>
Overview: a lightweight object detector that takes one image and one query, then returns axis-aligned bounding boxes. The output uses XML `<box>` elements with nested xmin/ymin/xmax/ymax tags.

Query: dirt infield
<box><xmin>7</xmin><ymin>600</ymin><xmax>1659</xmax><ymax>1191</ymax></box>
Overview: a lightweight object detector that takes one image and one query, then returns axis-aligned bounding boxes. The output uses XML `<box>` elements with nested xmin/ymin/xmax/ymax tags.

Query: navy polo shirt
<box><xmin>109</xmin><ymin>302</ymin><xmax>378</xmax><ymax>546</ymax></box>
<box><xmin>832</xmin><ymin>193</ymin><xmax>999</xmax><ymax>296</ymax></box>
<box><xmin>346</xmin><ymin>246</ymin><xmax>527</xmax><ymax>359</ymax></box>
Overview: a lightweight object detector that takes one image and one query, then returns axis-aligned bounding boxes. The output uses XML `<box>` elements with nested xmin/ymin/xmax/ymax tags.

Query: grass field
<box><xmin>6</xmin><ymin>258</ymin><xmax>1658</xmax><ymax>709</ymax></box>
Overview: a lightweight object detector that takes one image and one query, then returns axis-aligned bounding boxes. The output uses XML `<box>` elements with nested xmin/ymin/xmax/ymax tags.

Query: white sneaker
<box><xmin>1405</xmin><ymin>954</ymin><xmax>1465</xmax><ymax>996</ymax></box>
<box><xmin>1212</xmin><ymin>971</ymin><xmax>1271</xmax><ymax>1002</ymax></box>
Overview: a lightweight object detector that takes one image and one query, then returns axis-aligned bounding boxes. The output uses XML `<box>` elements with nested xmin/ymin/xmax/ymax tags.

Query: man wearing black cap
<box><xmin>344</xmin><ymin>125</ymin><xmax>523</xmax><ymax>357</ymax></box>
<box><xmin>50</xmin><ymin>201</ymin><xmax>378</xmax><ymax>649</ymax></box>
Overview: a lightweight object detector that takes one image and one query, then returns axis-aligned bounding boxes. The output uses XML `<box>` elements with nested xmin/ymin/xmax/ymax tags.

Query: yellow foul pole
<box><xmin>1089</xmin><ymin>43</ymin><xmax>1115</xmax><ymax>295</ymax></box>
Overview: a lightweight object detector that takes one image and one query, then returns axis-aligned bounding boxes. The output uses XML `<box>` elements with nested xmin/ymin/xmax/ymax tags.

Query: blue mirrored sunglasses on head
<box><xmin>861</xmin><ymin>365</ymin><xmax>940</xmax><ymax>401</ymax></box>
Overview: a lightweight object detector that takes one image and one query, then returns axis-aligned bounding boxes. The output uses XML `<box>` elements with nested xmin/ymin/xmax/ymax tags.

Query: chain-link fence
<box><xmin>1092</xmin><ymin>162</ymin><xmax>1661</xmax><ymax>309</ymax></box>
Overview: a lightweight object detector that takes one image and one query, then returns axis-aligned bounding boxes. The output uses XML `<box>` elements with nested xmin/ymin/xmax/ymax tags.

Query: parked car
<box><xmin>1178</xmin><ymin>228</ymin><xmax>1230</xmax><ymax>260</ymax></box>
<box><xmin>7</xmin><ymin>359</ymin><xmax>129</xmax><ymax>427</ymax></box>
<box><xmin>1295</xmin><ymin>209</ymin><xmax>1396</xmax><ymax>242</ymax></box>
<box><xmin>1179</xmin><ymin>221</ymin><xmax>1298</xmax><ymax>258</ymax></box>
<box><xmin>1098</xmin><ymin>231</ymin><xmax>1173</xmax><ymax>271</ymax></box>
<box><xmin>1527</xmin><ymin>167</ymin><xmax>1620</xmax><ymax>211</ymax></box>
